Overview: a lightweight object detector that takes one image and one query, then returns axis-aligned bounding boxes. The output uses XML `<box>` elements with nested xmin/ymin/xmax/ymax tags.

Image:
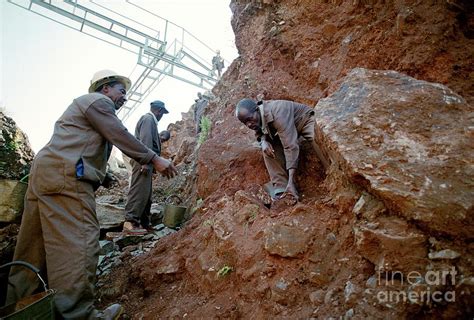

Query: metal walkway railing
<box><xmin>7</xmin><ymin>0</ymin><xmax>219</xmax><ymax>121</ymax></box>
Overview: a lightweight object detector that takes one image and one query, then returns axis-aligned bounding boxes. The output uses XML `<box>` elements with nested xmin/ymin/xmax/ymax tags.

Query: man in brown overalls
<box><xmin>7</xmin><ymin>70</ymin><xmax>177</xmax><ymax>319</ymax></box>
<box><xmin>235</xmin><ymin>98</ymin><xmax>329</xmax><ymax>201</ymax></box>
<box><xmin>123</xmin><ymin>100</ymin><xmax>169</xmax><ymax>233</ymax></box>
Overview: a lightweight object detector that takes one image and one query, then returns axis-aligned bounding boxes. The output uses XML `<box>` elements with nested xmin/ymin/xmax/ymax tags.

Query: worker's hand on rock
<box><xmin>152</xmin><ymin>156</ymin><xmax>178</xmax><ymax>179</ymax></box>
<box><xmin>261</xmin><ymin>140</ymin><xmax>275</xmax><ymax>158</ymax></box>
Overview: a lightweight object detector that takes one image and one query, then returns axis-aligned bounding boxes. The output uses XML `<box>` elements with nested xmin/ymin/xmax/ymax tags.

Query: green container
<box><xmin>163</xmin><ymin>195</ymin><xmax>187</xmax><ymax>228</ymax></box>
<box><xmin>0</xmin><ymin>261</ymin><xmax>56</xmax><ymax>320</ymax></box>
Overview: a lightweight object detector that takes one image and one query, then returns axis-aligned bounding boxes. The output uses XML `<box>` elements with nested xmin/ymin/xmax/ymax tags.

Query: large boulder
<box><xmin>0</xmin><ymin>112</ymin><xmax>34</xmax><ymax>222</ymax></box>
<box><xmin>0</xmin><ymin>180</ymin><xmax>27</xmax><ymax>222</ymax></box>
<box><xmin>354</xmin><ymin>216</ymin><xmax>427</xmax><ymax>274</ymax></box>
<box><xmin>314</xmin><ymin>68</ymin><xmax>473</xmax><ymax>239</ymax></box>
<box><xmin>0</xmin><ymin>112</ymin><xmax>35</xmax><ymax>180</ymax></box>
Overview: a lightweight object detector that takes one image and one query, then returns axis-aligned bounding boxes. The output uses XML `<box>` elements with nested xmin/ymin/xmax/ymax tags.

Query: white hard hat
<box><xmin>88</xmin><ymin>69</ymin><xmax>131</xmax><ymax>93</ymax></box>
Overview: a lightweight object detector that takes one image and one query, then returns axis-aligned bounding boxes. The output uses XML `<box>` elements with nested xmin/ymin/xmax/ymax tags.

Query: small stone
<box><xmin>344</xmin><ymin>308</ymin><xmax>354</xmax><ymax>319</ymax></box>
<box><xmin>326</xmin><ymin>232</ymin><xmax>337</xmax><ymax>245</ymax></box>
<box><xmin>309</xmin><ymin>271</ymin><xmax>329</xmax><ymax>286</ymax></box>
<box><xmin>344</xmin><ymin>281</ymin><xmax>356</xmax><ymax>301</ymax></box>
<box><xmin>428</xmin><ymin>249</ymin><xmax>461</xmax><ymax>260</ymax></box>
<box><xmin>99</xmin><ymin>240</ymin><xmax>115</xmax><ymax>255</ymax></box>
<box><xmin>264</xmin><ymin>224</ymin><xmax>311</xmax><ymax>257</ymax></box>
<box><xmin>269</xmin><ymin>26</ymin><xmax>278</xmax><ymax>36</ymax></box>
<box><xmin>153</xmin><ymin>224</ymin><xmax>166</xmax><ymax>231</ymax></box>
<box><xmin>366</xmin><ymin>275</ymin><xmax>377</xmax><ymax>288</ymax></box>
<box><xmin>114</xmin><ymin>234</ymin><xmax>144</xmax><ymax>250</ymax></box>
<box><xmin>275</xmin><ymin>279</ymin><xmax>288</xmax><ymax>291</ymax></box>
<box><xmin>309</xmin><ymin>290</ymin><xmax>324</xmax><ymax>304</ymax></box>
<box><xmin>324</xmin><ymin>288</ymin><xmax>335</xmax><ymax>304</ymax></box>
<box><xmin>271</xmin><ymin>278</ymin><xmax>293</xmax><ymax>304</ymax></box>
<box><xmin>352</xmin><ymin>195</ymin><xmax>366</xmax><ymax>216</ymax></box>
<box><xmin>352</xmin><ymin>117</ymin><xmax>362</xmax><ymax>126</ymax></box>
<box><xmin>142</xmin><ymin>234</ymin><xmax>155</xmax><ymax>241</ymax></box>
<box><xmin>155</xmin><ymin>230</ymin><xmax>168</xmax><ymax>238</ymax></box>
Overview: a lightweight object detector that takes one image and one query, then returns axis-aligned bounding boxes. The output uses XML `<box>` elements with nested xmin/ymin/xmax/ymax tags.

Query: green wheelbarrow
<box><xmin>0</xmin><ymin>261</ymin><xmax>56</xmax><ymax>320</ymax></box>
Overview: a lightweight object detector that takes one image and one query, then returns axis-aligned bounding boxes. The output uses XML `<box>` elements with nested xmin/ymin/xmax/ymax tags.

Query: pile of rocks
<box><xmin>97</xmin><ymin>224</ymin><xmax>177</xmax><ymax>280</ymax></box>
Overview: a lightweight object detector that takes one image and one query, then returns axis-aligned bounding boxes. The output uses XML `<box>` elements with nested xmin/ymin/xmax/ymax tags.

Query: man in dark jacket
<box><xmin>7</xmin><ymin>70</ymin><xmax>177</xmax><ymax>319</ymax></box>
<box><xmin>123</xmin><ymin>100</ymin><xmax>169</xmax><ymax>233</ymax></box>
<box><xmin>235</xmin><ymin>98</ymin><xmax>329</xmax><ymax>201</ymax></box>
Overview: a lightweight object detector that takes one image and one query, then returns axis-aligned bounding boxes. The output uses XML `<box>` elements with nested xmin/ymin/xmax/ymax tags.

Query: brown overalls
<box><xmin>7</xmin><ymin>93</ymin><xmax>155</xmax><ymax>319</ymax></box>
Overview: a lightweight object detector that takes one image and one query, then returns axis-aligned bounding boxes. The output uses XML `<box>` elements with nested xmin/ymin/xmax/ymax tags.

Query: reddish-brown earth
<box><xmin>97</xmin><ymin>1</ymin><xmax>473</xmax><ymax>319</ymax></box>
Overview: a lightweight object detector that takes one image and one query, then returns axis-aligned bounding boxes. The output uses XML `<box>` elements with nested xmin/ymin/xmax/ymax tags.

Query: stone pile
<box><xmin>96</xmin><ymin>224</ymin><xmax>177</xmax><ymax>286</ymax></box>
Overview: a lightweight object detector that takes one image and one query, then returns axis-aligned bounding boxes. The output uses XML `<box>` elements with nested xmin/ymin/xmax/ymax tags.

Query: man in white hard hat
<box><xmin>6</xmin><ymin>70</ymin><xmax>177</xmax><ymax>319</ymax></box>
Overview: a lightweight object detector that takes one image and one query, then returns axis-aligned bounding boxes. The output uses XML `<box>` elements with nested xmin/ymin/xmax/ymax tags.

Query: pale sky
<box><xmin>1</xmin><ymin>0</ymin><xmax>238</xmax><ymax>152</ymax></box>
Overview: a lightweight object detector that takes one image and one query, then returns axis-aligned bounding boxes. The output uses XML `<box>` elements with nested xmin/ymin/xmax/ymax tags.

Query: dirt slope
<box><xmin>98</xmin><ymin>1</ymin><xmax>473</xmax><ymax>319</ymax></box>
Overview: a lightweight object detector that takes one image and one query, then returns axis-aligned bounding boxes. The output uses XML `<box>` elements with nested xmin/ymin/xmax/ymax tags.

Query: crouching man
<box><xmin>235</xmin><ymin>98</ymin><xmax>329</xmax><ymax>202</ymax></box>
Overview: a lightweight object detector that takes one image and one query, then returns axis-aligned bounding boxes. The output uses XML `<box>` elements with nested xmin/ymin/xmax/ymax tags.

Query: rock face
<box><xmin>315</xmin><ymin>68</ymin><xmax>474</xmax><ymax>239</ymax></box>
<box><xmin>0</xmin><ymin>112</ymin><xmax>34</xmax><ymax>222</ymax></box>
<box><xmin>53</xmin><ymin>1</ymin><xmax>474</xmax><ymax>319</ymax></box>
<box><xmin>0</xmin><ymin>112</ymin><xmax>35</xmax><ymax>180</ymax></box>
<box><xmin>264</xmin><ymin>223</ymin><xmax>311</xmax><ymax>258</ymax></box>
<box><xmin>354</xmin><ymin>216</ymin><xmax>427</xmax><ymax>273</ymax></box>
<box><xmin>0</xmin><ymin>180</ymin><xmax>27</xmax><ymax>222</ymax></box>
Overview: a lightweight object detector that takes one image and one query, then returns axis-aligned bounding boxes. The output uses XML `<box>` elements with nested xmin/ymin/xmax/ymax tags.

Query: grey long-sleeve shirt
<box><xmin>134</xmin><ymin>112</ymin><xmax>161</xmax><ymax>156</ymax></box>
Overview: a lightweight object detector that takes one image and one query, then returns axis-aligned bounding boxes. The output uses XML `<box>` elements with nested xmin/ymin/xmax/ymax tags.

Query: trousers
<box><xmin>263</xmin><ymin>114</ymin><xmax>316</xmax><ymax>195</ymax></box>
<box><xmin>7</xmin><ymin>159</ymin><xmax>100</xmax><ymax>319</ymax></box>
<box><xmin>124</xmin><ymin>160</ymin><xmax>153</xmax><ymax>228</ymax></box>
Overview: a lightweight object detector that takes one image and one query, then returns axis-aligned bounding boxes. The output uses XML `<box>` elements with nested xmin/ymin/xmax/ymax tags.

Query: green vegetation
<box><xmin>196</xmin><ymin>198</ymin><xmax>203</xmax><ymax>207</ymax></box>
<box><xmin>217</xmin><ymin>265</ymin><xmax>233</xmax><ymax>277</ymax></box>
<box><xmin>202</xmin><ymin>219</ymin><xmax>214</xmax><ymax>227</ymax></box>
<box><xmin>5</xmin><ymin>139</ymin><xmax>18</xmax><ymax>152</ymax></box>
<box><xmin>190</xmin><ymin>198</ymin><xmax>204</xmax><ymax>215</ymax></box>
<box><xmin>248</xmin><ymin>205</ymin><xmax>259</xmax><ymax>222</ymax></box>
<box><xmin>198</xmin><ymin>116</ymin><xmax>212</xmax><ymax>146</ymax></box>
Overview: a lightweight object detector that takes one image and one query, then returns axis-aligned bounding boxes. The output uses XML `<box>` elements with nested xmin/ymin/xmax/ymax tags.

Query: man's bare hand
<box><xmin>151</xmin><ymin>156</ymin><xmax>178</xmax><ymax>179</ymax></box>
<box><xmin>261</xmin><ymin>140</ymin><xmax>275</xmax><ymax>158</ymax></box>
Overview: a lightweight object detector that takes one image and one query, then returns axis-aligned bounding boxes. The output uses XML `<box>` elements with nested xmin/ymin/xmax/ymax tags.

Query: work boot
<box><xmin>122</xmin><ymin>221</ymin><xmax>147</xmax><ymax>235</ymax></box>
<box><xmin>96</xmin><ymin>303</ymin><xmax>123</xmax><ymax>320</ymax></box>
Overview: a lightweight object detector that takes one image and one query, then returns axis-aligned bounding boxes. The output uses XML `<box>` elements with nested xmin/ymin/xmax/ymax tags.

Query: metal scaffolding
<box><xmin>7</xmin><ymin>0</ymin><xmax>219</xmax><ymax>122</ymax></box>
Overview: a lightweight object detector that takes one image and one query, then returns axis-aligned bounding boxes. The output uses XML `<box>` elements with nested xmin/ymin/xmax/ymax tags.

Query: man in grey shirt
<box><xmin>124</xmin><ymin>100</ymin><xmax>169</xmax><ymax>233</ymax></box>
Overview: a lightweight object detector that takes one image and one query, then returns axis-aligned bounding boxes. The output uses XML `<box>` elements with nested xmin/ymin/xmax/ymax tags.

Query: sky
<box><xmin>0</xmin><ymin>0</ymin><xmax>238</xmax><ymax>152</ymax></box>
